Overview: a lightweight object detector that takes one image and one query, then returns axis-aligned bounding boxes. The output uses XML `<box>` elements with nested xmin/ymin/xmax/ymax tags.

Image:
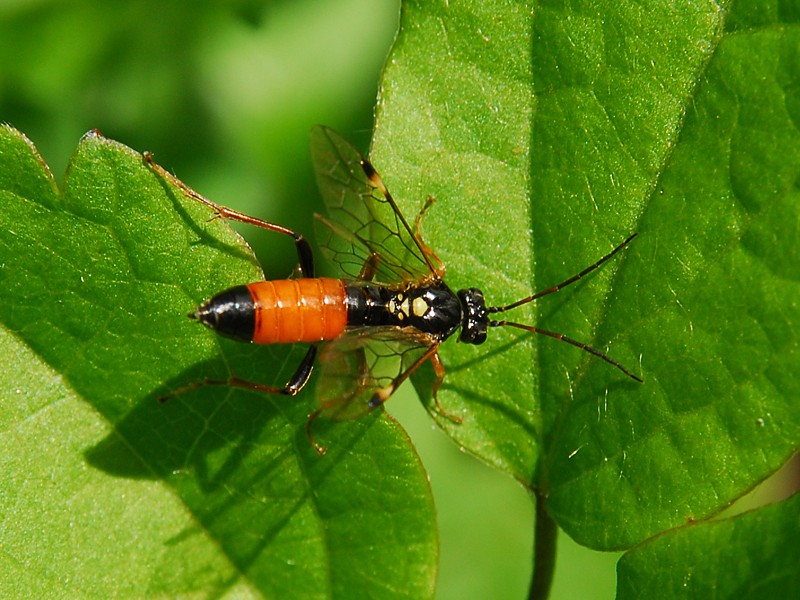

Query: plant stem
<box><xmin>529</xmin><ymin>489</ymin><xmax>558</xmax><ymax>600</ymax></box>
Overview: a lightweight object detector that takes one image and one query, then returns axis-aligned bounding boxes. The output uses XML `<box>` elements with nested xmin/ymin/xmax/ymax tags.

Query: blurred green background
<box><xmin>0</xmin><ymin>1</ymin><xmax>621</xmax><ymax>598</ymax></box>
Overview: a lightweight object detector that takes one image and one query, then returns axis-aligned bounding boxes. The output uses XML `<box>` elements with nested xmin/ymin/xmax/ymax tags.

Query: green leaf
<box><xmin>374</xmin><ymin>0</ymin><xmax>540</xmax><ymax>481</ymax></box>
<box><xmin>372</xmin><ymin>0</ymin><xmax>800</xmax><ymax>558</ymax></box>
<box><xmin>544</xmin><ymin>0</ymin><xmax>800</xmax><ymax>550</ymax></box>
<box><xmin>4</xmin><ymin>0</ymin><xmax>800</xmax><ymax>596</ymax></box>
<box><xmin>617</xmin><ymin>495</ymin><xmax>800</xmax><ymax>598</ymax></box>
<box><xmin>0</xmin><ymin>127</ymin><xmax>436</xmax><ymax>598</ymax></box>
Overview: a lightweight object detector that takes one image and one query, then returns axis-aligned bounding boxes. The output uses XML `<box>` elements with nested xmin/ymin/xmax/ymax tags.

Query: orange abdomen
<box><xmin>248</xmin><ymin>278</ymin><xmax>348</xmax><ymax>344</ymax></box>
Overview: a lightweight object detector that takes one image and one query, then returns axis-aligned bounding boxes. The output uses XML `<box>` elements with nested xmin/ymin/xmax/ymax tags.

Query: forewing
<box><xmin>315</xmin><ymin>328</ymin><xmax>435</xmax><ymax>421</ymax></box>
<box><xmin>310</xmin><ymin>126</ymin><xmax>433</xmax><ymax>284</ymax></box>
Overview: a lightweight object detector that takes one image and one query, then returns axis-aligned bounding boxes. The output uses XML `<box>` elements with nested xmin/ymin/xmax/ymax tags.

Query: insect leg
<box><xmin>358</xmin><ymin>252</ymin><xmax>381</xmax><ymax>281</ymax></box>
<box><xmin>412</xmin><ymin>197</ymin><xmax>446</xmax><ymax>279</ymax></box>
<box><xmin>143</xmin><ymin>152</ymin><xmax>314</xmax><ymax>277</ymax></box>
<box><xmin>428</xmin><ymin>350</ymin><xmax>463</xmax><ymax>424</ymax></box>
<box><xmin>304</xmin><ymin>409</ymin><xmax>327</xmax><ymax>456</ymax></box>
<box><xmin>305</xmin><ymin>346</ymin><xmax>372</xmax><ymax>456</ymax></box>
<box><xmin>368</xmin><ymin>342</ymin><xmax>444</xmax><ymax>410</ymax></box>
<box><xmin>284</xmin><ymin>345</ymin><xmax>318</xmax><ymax>394</ymax></box>
<box><xmin>413</xmin><ymin>196</ymin><xmax>436</xmax><ymax>234</ymax></box>
<box><xmin>161</xmin><ymin>345</ymin><xmax>318</xmax><ymax>399</ymax></box>
<box><xmin>360</xmin><ymin>158</ymin><xmax>442</xmax><ymax>278</ymax></box>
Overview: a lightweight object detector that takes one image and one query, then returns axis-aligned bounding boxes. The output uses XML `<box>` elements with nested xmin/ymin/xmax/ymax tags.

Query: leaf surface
<box><xmin>617</xmin><ymin>495</ymin><xmax>800</xmax><ymax>599</ymax></box>
<box><xmin>372</xmin><ymin>0</ymin><xmax>800</xmax><ymax>553</ymax></box>
<box><xmin>0</xmin><ymin>127</ymin><xmax>436</xmax><ymax>598</ymax></box>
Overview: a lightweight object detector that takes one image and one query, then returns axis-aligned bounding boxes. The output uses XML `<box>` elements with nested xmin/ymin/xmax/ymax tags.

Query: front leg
<box><xmin>412</xmin><ymin>197</ymin><xmax>446</xmax><ymax>279</ymax></box>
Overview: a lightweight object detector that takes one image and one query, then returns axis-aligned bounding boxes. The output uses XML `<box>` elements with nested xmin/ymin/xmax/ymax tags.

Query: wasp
<box><xmin>145</xmin><ymin>127</ymin><xmax>641</xmax><ymax>454</ymax></box>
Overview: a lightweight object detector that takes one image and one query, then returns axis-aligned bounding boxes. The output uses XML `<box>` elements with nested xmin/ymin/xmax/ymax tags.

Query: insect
<box><xmin>145</xmin><ymin>127</ymin><xmax>641</xmax><ymax>455</ymax></box>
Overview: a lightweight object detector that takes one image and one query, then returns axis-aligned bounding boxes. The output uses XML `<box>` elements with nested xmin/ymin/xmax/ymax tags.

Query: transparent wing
<box><xmin>310</xmin><ymin>125</ymin><xmax>438</xmax><ymax>284</ymax></box>
<box><xmin>314</xmin><ymin>328</ymin><xmax>436</xmax><ymax>421</ymax></box>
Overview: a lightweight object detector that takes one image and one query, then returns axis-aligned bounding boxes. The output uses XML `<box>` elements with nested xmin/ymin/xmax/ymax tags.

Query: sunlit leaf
<box><xmin>0</xmin><ymin>127</ymin><xmax>436</xmax><ymax>598</ymax></box>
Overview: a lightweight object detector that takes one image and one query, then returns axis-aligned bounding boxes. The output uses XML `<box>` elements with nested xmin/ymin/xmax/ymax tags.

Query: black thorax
<box><xmin>344</xmin><ymin>281</ymin><xmax>490</xmax><ymax>345</ymax></box>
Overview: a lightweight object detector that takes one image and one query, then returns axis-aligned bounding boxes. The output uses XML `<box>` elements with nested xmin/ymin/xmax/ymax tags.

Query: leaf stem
<box><xmin>529</xmin><ymin>489</ymin><xmax>557</xmax><ymax>600</ymax></box>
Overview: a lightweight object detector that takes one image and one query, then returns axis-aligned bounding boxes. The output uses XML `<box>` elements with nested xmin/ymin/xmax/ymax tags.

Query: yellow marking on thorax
<box><xmin>389</xmin><ymin>293</ymin><xmax>411</xmax><ymax>321</ymax></box>
<box><xmin>412</xmin><ymin>297</ymin><xmax>428</xmax><ymax>317</ymax></box>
